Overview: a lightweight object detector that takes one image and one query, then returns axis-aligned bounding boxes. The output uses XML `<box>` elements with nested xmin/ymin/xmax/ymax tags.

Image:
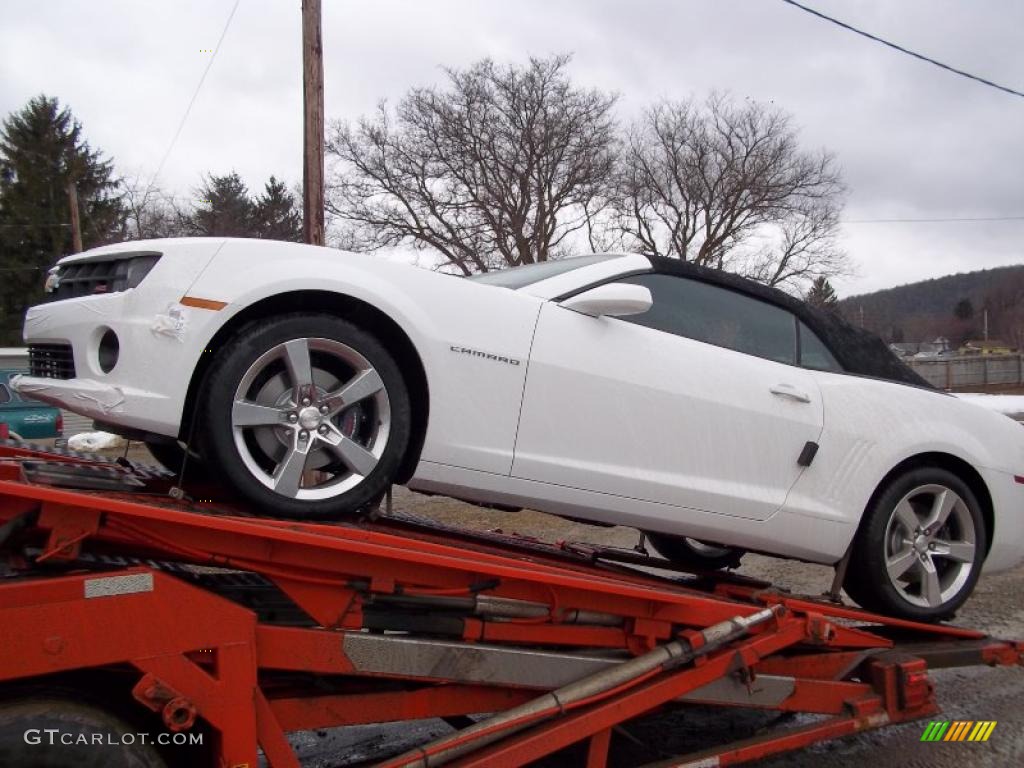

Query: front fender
<box><xmin>185</xmin><ymin>240</ymin><xmax>544</xmax><ymax>475</ymax></box>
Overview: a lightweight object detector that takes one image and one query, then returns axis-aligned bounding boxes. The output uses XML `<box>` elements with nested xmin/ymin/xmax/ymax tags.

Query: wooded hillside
<box><xmin>840</xmin><ymin>265</ymin><xmax>1024</xmax><ymax>347</ymax></box>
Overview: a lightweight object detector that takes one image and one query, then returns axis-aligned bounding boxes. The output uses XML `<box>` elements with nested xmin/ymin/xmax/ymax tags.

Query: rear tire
<box><xmin>844</xmin><ymin>467</ymin><xmax>986</xmax><ymax>622</ymax></box>
<box><xmin>646</xmin><ymin>532</ymin><xmax>744</xmax><ymax>571</ymax></box>
<box><xmin>202</xmin><ymin>314</ymin><xmax>411</xmax><ymax>520</ymax></box>
<box><xmin>0</xmin><ymin>697</ymin><xmax>168</xmax><ymax>768</ymax></box>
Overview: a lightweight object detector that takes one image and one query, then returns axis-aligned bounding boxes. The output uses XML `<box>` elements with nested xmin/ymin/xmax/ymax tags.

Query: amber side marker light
<box><xmin>180</xmin><ymin>296</ymin><xmax>228</xmax><ymax>311</ymax></box>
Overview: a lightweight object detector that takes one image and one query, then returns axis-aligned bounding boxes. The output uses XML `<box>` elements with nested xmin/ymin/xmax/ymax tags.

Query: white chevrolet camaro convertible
<box><xmin>14</xmin><ymin>238</ymin><xmax>1024</xmax><ymax>621</ymax></box>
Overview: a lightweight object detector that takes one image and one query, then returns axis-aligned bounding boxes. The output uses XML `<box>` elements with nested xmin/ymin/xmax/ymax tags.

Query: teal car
<box><xmin>0</xmin><ymin>369</ymin><xmax>62</xmax><ymax>439</ymax></box>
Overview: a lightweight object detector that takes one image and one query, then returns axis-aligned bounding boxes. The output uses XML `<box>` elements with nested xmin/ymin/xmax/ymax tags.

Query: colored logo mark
<box><xmin>920</xmin><ymin>721</ymin><xmax>997</xmax><ymax>742</ymax></box>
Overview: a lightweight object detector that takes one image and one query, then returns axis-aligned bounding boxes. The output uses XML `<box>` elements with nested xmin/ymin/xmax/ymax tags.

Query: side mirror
<box><xmin>560</xmin><ymin>282</ymin><xmax>653</xmax><ymax>318</ymax></box>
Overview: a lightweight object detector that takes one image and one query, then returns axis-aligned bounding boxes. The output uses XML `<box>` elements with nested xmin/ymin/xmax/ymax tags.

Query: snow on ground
<box><xmin>956</xmin><ymin>393</ymin><xmax>1024</xmax><ymax>418</ymax></box>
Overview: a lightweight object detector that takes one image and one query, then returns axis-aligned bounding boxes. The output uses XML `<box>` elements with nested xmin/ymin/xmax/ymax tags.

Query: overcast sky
<box><xmin>2</xmin><ymin>0</ymin><xmax>1022</xmax><ymax>296</ymax></box>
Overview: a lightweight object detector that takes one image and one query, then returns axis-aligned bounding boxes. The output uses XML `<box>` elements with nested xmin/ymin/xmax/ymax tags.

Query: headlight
<box><xmin>109</xmin><ymin>254</ymin><xmax>162</xmax><ymax>291</ymax></box>
<box><xmin>44</xmin><ymin>252</ymin><xmax>162</xmax><ymax>300</ymax></box>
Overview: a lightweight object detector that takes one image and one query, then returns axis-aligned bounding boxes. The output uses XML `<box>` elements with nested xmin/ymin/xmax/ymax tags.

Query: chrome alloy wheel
<box><xmin>883</xmin><ymin>483</ymin><xmax>977</xmax><ymax>609</ymax></box>
<box><xmin>230</xmin><ymin>337</ymin><xmax>391</xmax><ymax>500</ymax></box>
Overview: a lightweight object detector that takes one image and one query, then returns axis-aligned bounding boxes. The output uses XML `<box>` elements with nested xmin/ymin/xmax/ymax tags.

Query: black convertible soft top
<box><xmin>644</xmin><ymin>255</ymin><xmax>932</xmax><ymax>389</ymax></box>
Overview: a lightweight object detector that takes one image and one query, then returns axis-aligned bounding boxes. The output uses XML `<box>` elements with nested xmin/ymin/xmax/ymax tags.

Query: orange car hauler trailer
<box><xmin>0</xmin><ymin>440</ymin><xmax>1021</xmax><ymax>768</ymax></box>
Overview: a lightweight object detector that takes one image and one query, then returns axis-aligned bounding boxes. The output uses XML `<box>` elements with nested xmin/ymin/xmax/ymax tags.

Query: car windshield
<box><xmin>467</xmin><ymin>254</ymin><xmax>618</xmax><ymax>289</ymax></box>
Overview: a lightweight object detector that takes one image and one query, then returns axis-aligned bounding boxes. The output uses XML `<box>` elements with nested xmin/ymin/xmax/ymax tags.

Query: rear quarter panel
<box><xmin>784</xmin><ymin>372</ymin><xmax>1024</xmax><ymax>552</ymax></box>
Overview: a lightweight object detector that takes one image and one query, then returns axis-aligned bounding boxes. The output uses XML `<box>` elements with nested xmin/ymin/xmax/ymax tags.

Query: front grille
<box><xmin>29</xmin><ymin>344</ymin><xmax>76</xmax><ymax>380</ymax></box>
<box><xmin>42</xmin><ymin>252</ymin><xmax>161</xmax><ymax>303</ymax></box>
<box><xmin>49</xmin><ymin>260</ymin><xmax>124</xmax><ymax>301</ymax></box>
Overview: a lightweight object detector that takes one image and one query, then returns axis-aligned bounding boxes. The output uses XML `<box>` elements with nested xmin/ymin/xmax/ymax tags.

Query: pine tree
<box><xmin>188</xmin><ymin>172</ymin><xmax>255</xmax><ymax>236</ymax></box>
<box><xmin>254</xmin><ymin>176</ymin><xmax>302</xmax><ymax>241</ymax></box>
<box><xmin>953</xmin><ymin>298</ymin><xmax>974</xmax><ymax>321</ymax></box>
<box><xmin>805</xmin><ymin>276</ymin><xmax>839</xmax><ymax>310</ymax></box>
<box><xmin>0</xmin><ymin>95</ymin><xmax>123</xmax><ymax>342</ymax></box>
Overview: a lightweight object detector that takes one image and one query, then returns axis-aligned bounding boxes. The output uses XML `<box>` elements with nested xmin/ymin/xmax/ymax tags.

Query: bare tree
<box><xmin>326</xmin><ymin>55</ymin><xmax>618</xmax><ymax>274</ymax></box>
<box><xmin>985</xmin><ymin>279</ymin><xmax>1024</xmax><ymax>350</ymax></box>
<box><xmin>120</xmin><ymin>173</ymin><xmax>188</xmax><ymax>240</ymax></box>
<box><xmin>609</xmin><ymin>94</ymin><xmax>847</xmax><ymax>290</ymax></box>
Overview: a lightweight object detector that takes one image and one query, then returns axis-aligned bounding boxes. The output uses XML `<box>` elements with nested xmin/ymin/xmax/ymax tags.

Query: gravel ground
<box><xmin>107</xmin><ymin>445</ymin><xmax>1024</xmax><ymax>766</ymax></box>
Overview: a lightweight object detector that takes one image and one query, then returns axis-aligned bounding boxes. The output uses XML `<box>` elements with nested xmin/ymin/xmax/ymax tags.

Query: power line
<box><xmin>779</xmin><ymin>0</ymin><xmax>1024</xmax><ymax>99</ymax></box>
<box><xmin>843</xmin><ymin>215</ymin><xmax>1024</xmax><ymax>224</ymax></box>
<box><xmin>0</xmin><ymin>222</ymin><xmax>71</xmax><ymax>228</ymax></box>
<box><xmin>145</xmin><ymin>0</ymin><xmax>243</xmax><ymax>196</ymax></box>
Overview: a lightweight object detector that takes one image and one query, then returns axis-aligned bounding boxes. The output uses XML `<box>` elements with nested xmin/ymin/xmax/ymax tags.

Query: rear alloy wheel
<box><xmin>203</xmin><ymin>314</ymin><xmax>410</xmax><ymax>519</ymax></box>
<box><xmin>645</xmin><ymin>532</ymin><xmax>744</xmax><ymax>571</ymax></box>
<box><xmin>844</xmin><ymin>467</ymin><xmax>986</xmax><ymax>621</ymax></box>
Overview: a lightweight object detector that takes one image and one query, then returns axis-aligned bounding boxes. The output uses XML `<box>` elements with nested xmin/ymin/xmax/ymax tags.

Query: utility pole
<box><xmin>301</xmin><ymin>0</ymin><xmax>325</xmax><ymax>246</ymax></box>
<box><xmin>66</xmin><ymin>180</ymin><xmax>83</xmax><ymax>253</ymax></box>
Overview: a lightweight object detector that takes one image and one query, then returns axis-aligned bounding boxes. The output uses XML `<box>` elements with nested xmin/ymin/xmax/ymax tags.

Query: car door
<box><xmin>511</xmin><ymin>273</ymin><xmax>824</xmax><ymax>521</ymax></box>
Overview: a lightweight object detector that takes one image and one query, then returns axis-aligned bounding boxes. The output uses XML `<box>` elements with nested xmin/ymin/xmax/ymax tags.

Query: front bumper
<box><xmin>11</xmin><ymin>374</ymin><xmax>175</xmax><ymax>434</ymax></box>
<box><xmin>14</xmin><ymin>242</ymin><xmax>226</xmax><ymax>438</ymax></box>
<box><xmin>980</xmin><ymin>465</ymin><xmax>1024</xmax><ymax>572</ymax></box>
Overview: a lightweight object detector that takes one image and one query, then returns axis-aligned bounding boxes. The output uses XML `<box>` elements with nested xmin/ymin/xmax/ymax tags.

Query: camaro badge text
<box><xmin>450</xmin><ymin>345</ymin><xmax>521</xmax><ymax>366</ymax></box>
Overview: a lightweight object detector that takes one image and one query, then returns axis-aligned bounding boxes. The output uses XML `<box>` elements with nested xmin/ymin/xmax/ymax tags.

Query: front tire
<box><xmin>144</xmin><ymin>440</ymin><xmax>207</xmax><ymax>482</ymax></box>
<box><xmin>202</xmin><ymin>314</ymin><xmax>411</xmax><ymax>520</ymax></box>
<box><xmin>844</xmin><ymin>467</ymin><xmax>986</xmax><ymax>622</ymax></box>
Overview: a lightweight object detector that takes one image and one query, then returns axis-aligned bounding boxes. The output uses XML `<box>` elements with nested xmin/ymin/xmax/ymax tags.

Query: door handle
<box><xmin>770</xmin><ymin>384</ymin><xmax>812</xmax><ymax>403</ymax></box>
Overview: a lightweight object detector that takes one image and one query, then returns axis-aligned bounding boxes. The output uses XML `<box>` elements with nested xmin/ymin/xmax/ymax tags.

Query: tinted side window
<box><xmin>798</xmin><ymin>322</ymin><xmax>842</xmax><ymax>372</ymax></box>
<box><xmin>620</xmin><ymin>274</ymin><xmax>797</xmax><ymax>365</ymax></box>
<box><xmin>0</xmin><ymin>385</ymin><xmax>11</xmax><ymax>404</ymax></box>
